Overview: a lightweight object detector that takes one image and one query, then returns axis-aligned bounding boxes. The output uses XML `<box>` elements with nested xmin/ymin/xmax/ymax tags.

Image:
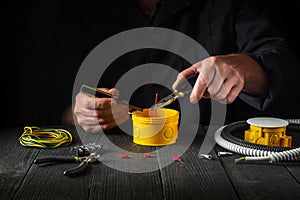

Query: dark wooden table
<box><xmin>1</xmin><ymin>124</ymin><xmax>300</xmax><ymax>200</ymax></box>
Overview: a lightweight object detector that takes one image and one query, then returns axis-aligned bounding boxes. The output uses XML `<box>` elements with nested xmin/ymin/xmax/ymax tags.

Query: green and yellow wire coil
<box><xmin>19</xmin><ymin>126</ymin><xmax>73</xmax><ymax>148</ymax></box>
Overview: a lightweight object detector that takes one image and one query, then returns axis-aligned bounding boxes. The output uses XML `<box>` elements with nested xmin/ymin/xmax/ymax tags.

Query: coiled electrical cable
<box><xmin>214</xmin><ymin>119</ymin><xmax>300</xmax><ymax>163</ymax></box>
<box><xmin>19</xmin><ymin>126</ymin><xmax>73</xmax><ymax>148</ymax></box>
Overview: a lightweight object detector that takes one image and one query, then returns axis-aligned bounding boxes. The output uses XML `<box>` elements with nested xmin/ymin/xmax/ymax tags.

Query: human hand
<box><xmin>172</xmin><ymin>54</ymin><xmax>268</xmax><ymax>104</ymax></box>
<box><xmin>73</xmin><ymin>88</ymin><xmax>130</xmax><ymax>133</ymax></box>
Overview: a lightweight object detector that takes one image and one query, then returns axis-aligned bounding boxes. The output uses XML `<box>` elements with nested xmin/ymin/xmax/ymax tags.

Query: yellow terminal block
<box><xmin>244</xmin><ymin>117</ymin><xmax>292</xmax><ymax>147</ymax></box>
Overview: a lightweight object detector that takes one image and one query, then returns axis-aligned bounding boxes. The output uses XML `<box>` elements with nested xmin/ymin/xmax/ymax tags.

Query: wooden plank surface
<box><xmin>12</xmin><ymin>146</ymin><xmax>93</xmax><ymax>200</ymax></box>
<box><xmin>89</xmin><ymin>131</ymin><xmax>164</xmax><ymax>200</ymax></box>
<box><xmin>0</xmin><ymin>126</ymin><xmax>40</xmax><ymax>200</ymax></box>
<box><xmin>158</xmin><ymin>126</ymin><xmax>238</xmax><ymax>200</ymax></box>
<box><xmin>203</xmin><ymin>124</ymin><xmax>300</xmax><ymax>200</ymax></box>
<box><xmin>9</xmin><ymin>126</ymin><xmax>164</xmax><ymax>200</ymax></box>
<box><xmin>215</xmin><ymin>143</ymin><xmax>300</xmax><ymax>200</ymax></box>
<box><xmin>11</xmin><ymin>126</ymin><xmax>93</xmax><ymax>200</ymax></box>
<box><xmin>283</xmin><ymin>126</ymin><xmax>300</xmax><ymax>183</ymax></box>
<box><xmin>89</xmin><ymin>164</ymin><xmax>164</xmax><ymax>200</ymax></box>
<box><xmin>2</xmin><ymin>124</ymin><xmax>300</xmax><ymax>200</ymax></box>
<box><xmin>284</xmin><ymin>162</ymin><xmax>300</xmax><ymax>183</ymax></box>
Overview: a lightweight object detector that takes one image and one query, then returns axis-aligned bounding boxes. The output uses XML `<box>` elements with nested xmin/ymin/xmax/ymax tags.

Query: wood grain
<box><xmin>2</xmin><ymin>124</ymin><xmax>300</xmax><ymax>200</ymax></box>
<box><xmin>215</xmin><ymin>145</ymin><xmax>300</xmax><ymax>200</ymax></box>
<box><xmin>0</xmin><ymin>127</ymin><xmax>40</xmax><ymax>200</ymax></box>
<box><xmin>158</xmin><ymin>126</ymin><xmax>238</xmax><ymax>200</ymax></box>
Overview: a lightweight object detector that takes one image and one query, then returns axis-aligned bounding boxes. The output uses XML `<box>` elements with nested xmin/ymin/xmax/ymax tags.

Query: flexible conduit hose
<box><xmin>214</xmin><ymin>119</ymin><xmax>300</xmax><ymax>163</ymax></box>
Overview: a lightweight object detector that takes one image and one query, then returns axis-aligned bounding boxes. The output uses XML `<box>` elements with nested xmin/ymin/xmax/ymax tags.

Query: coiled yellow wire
<box><xmin>19</xmin><ymin>126</ymin><xmax>72</xmax><ymax>148</ymax></box>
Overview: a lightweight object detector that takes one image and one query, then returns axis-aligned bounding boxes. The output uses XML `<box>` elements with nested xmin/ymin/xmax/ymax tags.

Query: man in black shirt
<box><xmin>4</xmin><ymin>0</ymin><xmax>298</xmax><ymax>130</ymax></box>
<box><xmin>64</xmin><ymin>0</ymin><xmax>300</xmax><ymax>133</ymax></box>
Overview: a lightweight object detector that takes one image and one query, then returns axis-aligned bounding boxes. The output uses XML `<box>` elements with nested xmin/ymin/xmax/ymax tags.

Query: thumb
<box><xmin>108</xmin><ymin>88</ymin><xmax>120</xmax><ymax>97</ymax></box>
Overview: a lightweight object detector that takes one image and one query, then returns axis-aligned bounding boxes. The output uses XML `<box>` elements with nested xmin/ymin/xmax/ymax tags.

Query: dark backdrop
<box><xmin>1</xmin><ymin>0</ymin><xmax>300</xmax><ymax>128</ymax></box>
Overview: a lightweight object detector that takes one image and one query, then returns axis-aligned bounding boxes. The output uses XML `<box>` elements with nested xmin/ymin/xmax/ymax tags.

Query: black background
<box><xmin>1</xmin><ymin>0</ymin><xmax>300</xmax><ymax>127</ymax></box>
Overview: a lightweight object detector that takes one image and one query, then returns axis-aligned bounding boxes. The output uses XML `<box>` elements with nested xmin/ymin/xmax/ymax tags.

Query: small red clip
<box><xmin>120</xmin><ymin>154</ymin><xmax>130</xmax><ymax>159</ymax></box>
<box><xmin>144</xmin><ymin>153</ymin><xmax>152</xmax><ymax>158</ymax></box>
<box><xmin>172</xmin><ymin>156</ymin><xmax>182</xmax><ymax>162</ymax></box>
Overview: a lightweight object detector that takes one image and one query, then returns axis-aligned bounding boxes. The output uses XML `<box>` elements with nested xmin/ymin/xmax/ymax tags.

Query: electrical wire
<box><xmin>214</xmin><ymin>119</ymin><xmax>300</xmax><ymax>163</ymax></box>
<box><xmin>19</xmin><ymin>126</ymin><xmax>73</xmax><ymax>148</ymax></box>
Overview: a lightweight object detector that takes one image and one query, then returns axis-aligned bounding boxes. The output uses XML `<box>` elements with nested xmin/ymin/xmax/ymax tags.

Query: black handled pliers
<box><xmin>34</xmin><ymin>152</ymin><xmax>100</xmax><ymax>177</ymax></box>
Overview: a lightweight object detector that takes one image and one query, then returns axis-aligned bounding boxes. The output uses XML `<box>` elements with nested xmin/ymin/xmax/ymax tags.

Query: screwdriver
<box><xmin>80</xmin><ymin>85</ymin><xmax>143</xmax><ymax>111</ymax></box>
<box><xmin>150</xmin><ymin>73</ymin><xmax>198</xmax><ymax>110</ymax></box>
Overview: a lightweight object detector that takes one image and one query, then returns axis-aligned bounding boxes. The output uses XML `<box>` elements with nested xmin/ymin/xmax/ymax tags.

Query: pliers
<box><xmin>151</xmin><ymin>74</ymin><xmax>198</xmax><ymax>110</ymax></box>
<box><xmin>34</xmin><ymin>152</ymin><xmax>100</xmax><ymax>177</ymax></box>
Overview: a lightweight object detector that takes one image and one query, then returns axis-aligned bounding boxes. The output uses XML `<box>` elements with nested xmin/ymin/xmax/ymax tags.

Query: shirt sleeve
<box><xmin>234</xmin><ymin>0</ymin><xmax>300</xmax><ymax>112</ymax></box>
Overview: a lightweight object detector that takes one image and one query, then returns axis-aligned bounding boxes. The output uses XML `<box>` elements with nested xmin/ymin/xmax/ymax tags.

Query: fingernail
<box><xmin>190</xmin><ymin>96</ymin><xmax>197</xmax><ymax>104</ymax></box>
<box><xmin>189</xmin><ymin>91</ymin><xmax>195</xmax><ymax>103</ymax></box>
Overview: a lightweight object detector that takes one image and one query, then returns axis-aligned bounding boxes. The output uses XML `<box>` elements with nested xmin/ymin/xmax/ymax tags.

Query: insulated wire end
<box><xmin>234</xmin><ymin>157</ymin><xmax>246</xmax><ymax>164</ymax></box>
<box><xmin>234</xmin><ymin>156</ymin><xmax>272</xmax><ymax>164</ymax></box>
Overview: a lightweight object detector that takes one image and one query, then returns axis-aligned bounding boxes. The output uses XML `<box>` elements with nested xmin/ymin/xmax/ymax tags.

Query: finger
<box><xmin>94</xmin><ymin>108</ymin><xmax>112</xmax><ymax>118</ymax></box>
<box><xmin>189</xmin><ymin>60</ymin><xmax>216</xmax><ymax>103</ymax></box>
<box><xmin>74</xmin><ymin>99</ymin><xmax>111</xmax><ymax>119</ymax></box>
<box><xmin>74</xmin><ymin>105</ymin><xmax>113</xmax><ymax>128</ymax></box>
<box><xmin>97</xmin><ymin>109</ymin><xmax>126</xmax><ymax>124</ymax></box>
<box><xmin>74</xmin><ymin>101</ymin><xmax>96</xmax><ymax>119</ymax></box>
<box><xmin>99</xmin><ymin>113</ymin><xmax>130</xmax><ymax>130</ymax></box>
<box><xmin>211</xmin><ymin>78</ymin><xmax>232</xmax><ymax>102</ymax></box>
<box><xmin>115</xmin><ymin>100</ymin><xmax>131</xmax><ymax>111</ymax></box>
<box><xmin>76</xmin><ymin>114</ymin><xmax>101</xmax><ymax>126</ymax></box>
<box><xmin>94</xmin><ymin>97</ymin><xmax>117</xmax><ymax>109</ymax></box>
<box><xmin>225</xmin><ymin>85</ymin><xmax>243</xmax><ymax>104</ymax></box>
<box><xmin>108</xmin><ymin>88</ymin><xmax>120</xmax><ymax>97</ymax></box>
<box><xmin>97</xmin><ymin>109</ymin><xmax>130</xmax><ymax>130</ymax></box>
<box><xmin>98</xmin><ymin>102</ymin><xmax>130</xmax><ymax>124</ymax></box>
<box><xmin>189</xmin><ymin>74</ymin><xmax>208</xmax><ymax>103</ymax></box>
<box><xmin>97</xmin><ymin>104</ymin><xmax>128</xmax><ymax>120</ymax></box>
<box><xmin>111</xmin><ymin>102</ymin><xmax>131</xmax><ymax>120</ymax></box>
<box><xmin>80</xmin><ymin>108</ymin><xmax>130</xmax><ymax>132</ymax></box>
<box><xmin>212</xmin><ymin>75</ymin><xmax>243</xmax><ymax>103</ymax></box>
<box><xmin>172</xmin><ymin>64</ymin><xmax>200</xmax><ymax>90</ymax></box>
<box><xmin>77</xmin><ymin>94</ymin><xmax>114</xmax><ymax>110</ymax></box>
<box><xmin>206</xmin><ymin>68</ymin><xmax>226</xmax><ymax>97</ymax></box>
<box><xmin>96</xmin><ymin>87</ymin><xmax>120</xmax><ymax>97</ymax></box>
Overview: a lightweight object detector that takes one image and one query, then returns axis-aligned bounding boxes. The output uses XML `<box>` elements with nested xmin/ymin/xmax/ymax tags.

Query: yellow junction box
<box><xmin>244</xmin><ymin>124</ymin><xmax>292</xmax><ymax>147</ymax></box>
<box><xmin>132</xmin><ymin>108</ymin><xmax>179</xmax><ymax>146</ymax></box>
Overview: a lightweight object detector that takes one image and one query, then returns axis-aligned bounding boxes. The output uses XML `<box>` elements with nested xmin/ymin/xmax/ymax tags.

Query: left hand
<box><xmin>73</xmin><ymin>88</ymin><xmax>130</xmax><ymax>133</ymax></box>
<box><xmin>172</xmin><ymin>54</ymin><xmax>268</xmax><ymax>104</ymax></box>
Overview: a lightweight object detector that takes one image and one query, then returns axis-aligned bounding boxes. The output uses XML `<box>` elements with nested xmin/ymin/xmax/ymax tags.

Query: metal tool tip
<box><xmin>150</xmin><ymin>106</ymin><xmax>156</xmax><ymax>111</ymax></box>
<box><xmin>150</xmin><ymin>104</ymin><xmax>160</xmax><ymax>110</ymax></box>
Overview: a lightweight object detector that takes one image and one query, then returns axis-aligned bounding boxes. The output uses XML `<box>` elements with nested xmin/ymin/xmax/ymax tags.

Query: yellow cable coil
<box><xmin>19</xmin><ymin>126</ymin><xmax>73</xmax><ymax>148</ymax></box>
